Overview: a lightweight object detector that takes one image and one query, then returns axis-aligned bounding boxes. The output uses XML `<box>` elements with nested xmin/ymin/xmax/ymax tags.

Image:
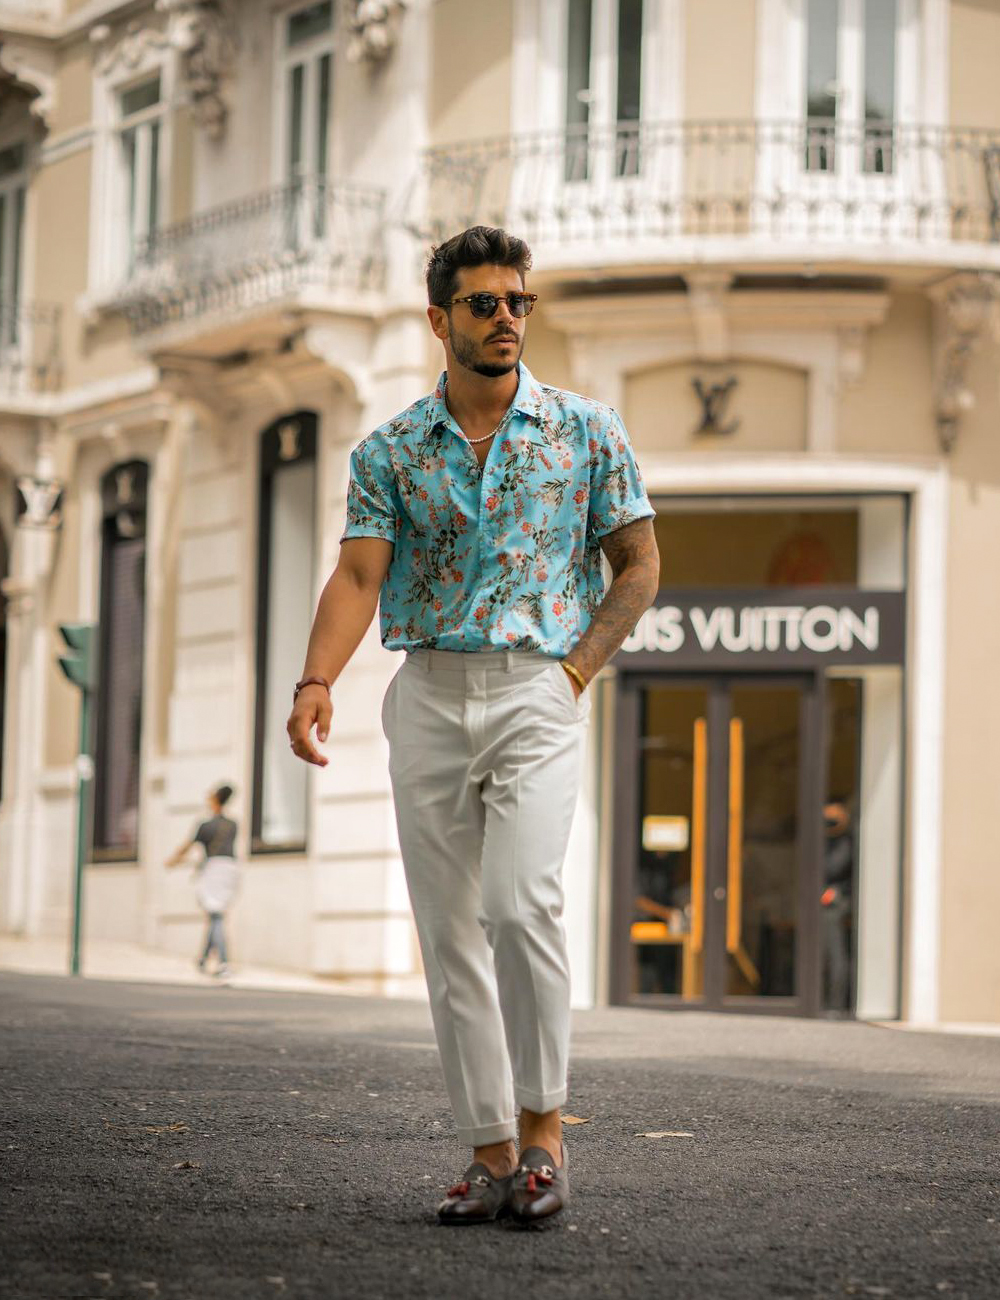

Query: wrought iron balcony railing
<box><xmin>0</xmin><ymin>299</ymin><xmax>61</xmax><ymax>395</ymax></box>
<box><xmin>119</xmin><ymin>176</ymin><xmax>387</xmax><ymax>332</ymax></box>
<box><xmin>412</xmin><ymin>119</ymin><xmax>1000</xmax><ymax>254</ymax></box>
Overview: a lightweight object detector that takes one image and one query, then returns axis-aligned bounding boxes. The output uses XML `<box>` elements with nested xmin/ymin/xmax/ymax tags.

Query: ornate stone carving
<box><xmin>91</xmin><ymin>3</ymin><xmax>237</xmax><ymax>139</ymax></box>
<box><xmin>929</xmin><ymin>272</ymin><xmax>1000</xmax><ymax>453</ymax></box>
<box><xmin>90</xmin><ymin>20</ymin><xmax>169</xmax><ymax>75</ymax></box>
<box><xmin>156</xmin><ymin>0</ymin><xmax>237</xmax><ymax>139</ymax></box>
<box><xmin>346</xmin><ymin>0</ymin><xmax>409</xmax><ymax>64</ymax></box>
<box><xmin>14</xmin><ymin>474</ymin><xmax>63</xmax><ymax>530</ymax></box>
<box><xmin>0</xmin><ymin>37</ymin><xmax>57</xmax><ymax>125</ymax></box>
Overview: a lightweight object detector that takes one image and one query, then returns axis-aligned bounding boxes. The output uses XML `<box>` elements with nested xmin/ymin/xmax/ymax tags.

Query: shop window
<box><xmin>94</xmin><ymin>461</ymin><xmax>149</xmax><ymax>860</ymax></box>
<box><xmin>252</xmin><ymin>413</ymin><xmax>318</xmax><ymax>853</ymax></box>
<box><xmin>652</xmin><ymin>497</ymin><xmax>906</xmax><ymax>592</ymax></box>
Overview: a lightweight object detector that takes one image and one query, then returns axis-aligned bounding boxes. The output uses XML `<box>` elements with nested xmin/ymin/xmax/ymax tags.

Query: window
<box><xmin>94</xmin><ymin>461</ymin><xmax>149</xmax><ymax>860</ymax></box>
<box><xmin>0</xmin><ymin>143</ymin><xmax>26</xmax><ymax>353</ymax></box>
<box><xmin>804</xmin><ymin>0</ymin><xmax>899</xmax><ymax>174</ymax></box>
<box><xmin>118</xmin><ymin>75</ymin><xmax>164</xmax><ymax>265</ymax></box>
<box><xmin>280</xmin><ymin>2</ymin><xmax>334</xmax><ymax>239</ymax></box>
<box><xmin>564</xmin><ymin>0</ymin><xmax>644</xmax><ymax>180</ymax></box>
<box><xmin>252</xmin><ymin>414</ymin><xmax>318</xmax><ymax>853</ymax></box>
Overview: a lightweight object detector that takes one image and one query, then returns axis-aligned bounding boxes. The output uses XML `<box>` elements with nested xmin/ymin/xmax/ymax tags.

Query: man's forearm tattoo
<box><xmin>568</xmin><ymin>518</ymin><xmax>659</xmax><ymax>683</ymax></box>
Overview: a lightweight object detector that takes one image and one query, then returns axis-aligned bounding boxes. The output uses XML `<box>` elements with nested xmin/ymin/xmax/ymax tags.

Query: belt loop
<box><xmin>504</xmin><ymin>650</ymin><xmax>513</xmax><ymax>674</ymax></box>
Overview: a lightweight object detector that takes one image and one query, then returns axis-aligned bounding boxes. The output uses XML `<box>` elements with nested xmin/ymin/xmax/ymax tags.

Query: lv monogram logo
<box><xmin>692</xmin><ymin>376</ymin><xmax>740</xmax><ymax>437</ymax></box>
<box><xmin>278</xmin><ymin>422</ymin><xmax>301</xmax><ymax>461</ymax></box>
<box><xmin>15</xmin><ymin>476</ymin><xmax>63</xmax><ymax>529</ymax></box>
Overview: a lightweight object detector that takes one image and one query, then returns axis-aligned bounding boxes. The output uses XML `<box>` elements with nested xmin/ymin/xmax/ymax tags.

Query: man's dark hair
<box><xmin>425</xmin><ymin>225</ymin><xmax>532</xmax><ymax>307</ymax></box>
<box><xmin>214</xmin><ymin>784</ymin><xmax>234</xmax><ymax>807</ymax></box>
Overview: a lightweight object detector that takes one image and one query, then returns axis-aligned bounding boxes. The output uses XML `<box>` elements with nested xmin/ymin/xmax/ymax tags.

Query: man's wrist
<box><xmin>293</xmin><ymin>675</ymin><xmax>332</xmax><ymax>703</ymax></box>
<box><xmin>561</xmin><ymin>661</ymin><xmax>587</xmax><ymax>693</ymax></box>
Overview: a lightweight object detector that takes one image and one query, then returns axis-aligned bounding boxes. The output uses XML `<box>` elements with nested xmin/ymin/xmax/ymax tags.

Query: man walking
<box><xmin>287</xmin><ymin>226</ymin><xmax>659</xmax><ymax>1225</ymax></box>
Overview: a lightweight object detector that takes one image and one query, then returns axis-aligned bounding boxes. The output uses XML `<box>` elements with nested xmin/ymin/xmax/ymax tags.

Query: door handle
<box><xmin>726</xmin><ymin>717</ymin><xmax>744</xmax><ymax>954</ymax></box>
<box><xmin>727</xmin><ymin>716</ymin><xmax>761</xmax><ymax>989</ymax></box>
<box><xmin>691</xmin><ymin>717</ymin><xmax>707</xmax><ymax>954</ymax></box>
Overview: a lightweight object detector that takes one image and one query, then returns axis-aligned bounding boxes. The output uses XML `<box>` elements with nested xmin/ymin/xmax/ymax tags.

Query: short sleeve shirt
<box><xmin>340</xmin><ymin>364</ymin><xmax>655</xmax><ymax>656</ymax></box>
<box><xmin>194</xmin><ymin>815</ymin><xmax>237</xmax><ymax>859</ymax></box>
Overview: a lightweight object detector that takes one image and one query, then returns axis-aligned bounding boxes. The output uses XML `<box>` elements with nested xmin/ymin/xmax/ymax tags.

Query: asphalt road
<box><xmin>0</xmin><ymin>973</ymin><xmax>998</xmax><ymax>1300</ymax></box>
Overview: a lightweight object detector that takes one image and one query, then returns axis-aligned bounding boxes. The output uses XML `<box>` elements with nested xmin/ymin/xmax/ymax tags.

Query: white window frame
<box><xmin>273</xmin><ymin>1</ymin><xmax>336</xmax><ymax>187</ymax></box>
<box><xmin>88</xmin><ymin>44</ymin><xmax>174</xmax><ymax>298</ymax></box>
<box><xmin>513</xmin><ymin>0</ymin><xmax>680</xmax><ymax>137</ymax></box>
<box><xmin>118</xmin><ymin>76</ymin><xmax>166</xmax><ymax>264</ymax></box>
<box><xmin>0</xmin><ymin>138</ymin><xmax>27</xmax><ymax>357</ymax></box>
<box><xmin>755</xmin><ymin>0</ymin><xmax>949</xmax><ymax>245</ymax></box>
<box><xmin>510</xmin><ymin>0</ymin><xmax>682</xmax><ymax>247</ymax></box>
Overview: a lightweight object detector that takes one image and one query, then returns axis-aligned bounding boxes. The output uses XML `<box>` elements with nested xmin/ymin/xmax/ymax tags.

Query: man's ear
<box><xmin>427</xmin><ymin>304</ymin><xmax>450</xmax><ymax>342</ymax></box>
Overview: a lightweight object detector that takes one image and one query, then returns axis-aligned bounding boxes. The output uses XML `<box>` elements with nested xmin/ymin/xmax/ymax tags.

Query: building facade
<box><xmin>0</xmin><ymin>0</ymin><xmax>998</xmax><ymax>1025</ymax></box>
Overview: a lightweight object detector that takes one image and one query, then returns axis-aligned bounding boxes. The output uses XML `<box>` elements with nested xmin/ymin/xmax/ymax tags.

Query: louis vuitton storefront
<box><xmin>606</xmin><ymin>493</ymin><xmax>908</xmax><ymax>1020</ymax></box>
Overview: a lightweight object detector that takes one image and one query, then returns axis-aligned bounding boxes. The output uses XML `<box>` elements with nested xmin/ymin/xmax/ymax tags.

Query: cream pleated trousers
<box><xmin>382</xmin><ymin>648</ymin><xmax>590</xmax><ymax>1146</ymax></box>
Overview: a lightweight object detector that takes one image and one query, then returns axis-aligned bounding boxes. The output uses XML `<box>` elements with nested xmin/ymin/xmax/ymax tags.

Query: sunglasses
<box><xmin>447</xmin><ymin>292</ymin><xmax>538</xmax><ymax>319</ymax></box>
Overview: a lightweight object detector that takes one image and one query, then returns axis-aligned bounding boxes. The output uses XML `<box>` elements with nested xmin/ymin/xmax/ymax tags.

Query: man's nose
<box><xmin>492</xmin><ymin>298</ymin><xmax>515</xmax><ymax>325</ymax></box>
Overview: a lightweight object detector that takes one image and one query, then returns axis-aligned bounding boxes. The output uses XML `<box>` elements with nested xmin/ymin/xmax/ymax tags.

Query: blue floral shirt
<box><xmin>340</xmin><ymin>363</ymin><xmax>654</xmax><ymax>655</ymax></box>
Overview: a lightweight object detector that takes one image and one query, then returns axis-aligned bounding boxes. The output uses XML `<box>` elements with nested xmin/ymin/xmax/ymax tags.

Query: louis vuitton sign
<box><xmin>616</xmin><ymin>589</ymin><xmax>905</xmax><ymax>669</ymax></box>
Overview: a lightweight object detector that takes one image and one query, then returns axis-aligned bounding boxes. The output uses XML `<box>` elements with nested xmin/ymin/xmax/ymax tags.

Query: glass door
<box><xmin>615</xmin><ymin>674</ymin><xmax>822</xmax><ymax>1013</ymax></box>
<box><xmin>629</xmin><ymin>682</ymin><xmax>709</xmax><ymax>1000</ymax></box>
<box><xmin>723</xmin><ymin>682</ymin><xmax>809</xmax><ymax>1005</ymax></box>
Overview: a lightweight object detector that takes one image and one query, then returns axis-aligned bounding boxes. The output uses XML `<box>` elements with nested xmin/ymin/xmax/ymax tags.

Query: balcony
<box><xmin>115</xmin><ymin>176</ymin><xmax>387</xmax><ymax>352</ymax></box>
<box><xmin>413</xmin><ymin>120</ymin><xmax>1000</xmax><ymax>276</ymax></box>
<box><xmin>0</xmin><ymin>299</ymin><xmax>61</xmax><ymax>400</ymax></box>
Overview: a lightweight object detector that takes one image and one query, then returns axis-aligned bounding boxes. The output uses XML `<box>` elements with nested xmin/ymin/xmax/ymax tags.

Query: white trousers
<box><xmin>382</xmin><ymin>649</ymin><xmax>590</xmax><ymax>1146</ymax></box>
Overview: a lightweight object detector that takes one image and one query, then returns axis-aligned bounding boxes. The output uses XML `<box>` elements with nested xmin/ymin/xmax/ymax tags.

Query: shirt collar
<box><xmin>425</xmin><ymin>363</ymin><xmax>548</xmax><ymax>438</ymax></box>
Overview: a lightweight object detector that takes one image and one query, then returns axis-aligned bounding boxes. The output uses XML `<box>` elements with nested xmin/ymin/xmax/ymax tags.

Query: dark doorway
<box><xmin>612</xmin><ymin>673</ymin><xmax>829</xmax><ymax>1015</ymax></box>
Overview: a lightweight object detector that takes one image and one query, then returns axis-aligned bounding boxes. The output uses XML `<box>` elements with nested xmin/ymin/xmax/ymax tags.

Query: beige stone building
<box><xmin>0</xmin><ymin>0</ymin><xmax>998</xmax><ymax>1024</ymax></box>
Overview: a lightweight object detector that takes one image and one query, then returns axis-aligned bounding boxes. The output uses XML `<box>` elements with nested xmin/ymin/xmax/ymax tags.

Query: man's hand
<box><xmin>287</xmin><ymin>684</ymin><xmax>332</xmax><ymax>767</ymax></box>
<box><xmin>285</xmin><ymin>537</ymin><xmax>392</xmax><ymax>769</ymax></box>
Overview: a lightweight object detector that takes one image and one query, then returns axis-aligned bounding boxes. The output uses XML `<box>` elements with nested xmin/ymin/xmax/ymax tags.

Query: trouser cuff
<box><xmin>456</xmin><ymin>1117</ymin><xmax>518</xmax><ymax>1146</ymax></box>
<box><xmin>514</xmin><ymin>1083</ymin><xmax>568</xmax><ymax>1113</ymax></box>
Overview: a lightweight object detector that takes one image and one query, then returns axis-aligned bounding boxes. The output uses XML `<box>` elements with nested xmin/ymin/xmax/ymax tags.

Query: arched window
<box><xmin>94</xmin><ymin>460</ymin><xmax>148</xmax><ymax>859</ymax></box>
<box><xmin>252</xmin><ymin>413</ymin><xmax>317</xmax><ymax>853</ymax></box>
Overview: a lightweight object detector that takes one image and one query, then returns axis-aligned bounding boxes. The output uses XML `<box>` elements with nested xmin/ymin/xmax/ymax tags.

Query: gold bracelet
<box><xmin>561</xmin><ymin>660</ymin><xmax>588</xmax><ymax>693</ymax></box>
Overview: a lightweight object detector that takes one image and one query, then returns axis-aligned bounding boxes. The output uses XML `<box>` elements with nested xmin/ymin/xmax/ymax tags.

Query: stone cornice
<box><xmin>543</xmin><ymin>288</ymin><xmax>890</xmax><ymax>341</ymax></box>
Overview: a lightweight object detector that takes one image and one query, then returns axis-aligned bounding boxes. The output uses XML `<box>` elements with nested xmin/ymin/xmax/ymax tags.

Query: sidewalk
<box><xmin>0</xmin><ymin>932</ymin><xmax>427</xmax><ymax>1000</ymax></box>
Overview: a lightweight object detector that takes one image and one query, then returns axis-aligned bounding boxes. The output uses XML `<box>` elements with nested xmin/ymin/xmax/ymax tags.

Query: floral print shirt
<box><xmin>340</xmin><ymin>363</ymin><xmax>654</xmax><ymax>656</ymax></box>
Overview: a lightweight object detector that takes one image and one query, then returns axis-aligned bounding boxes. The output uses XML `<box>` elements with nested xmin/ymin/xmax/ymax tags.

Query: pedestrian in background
<box><xmin>166</xmin><ymin>784</ymin><xmax>240</xmax><ymax>979</ymax></box>
<box><xmin>287</xmin><ymin>225</ymin><xmax>660</xmax><ymax>1226</ymax></box>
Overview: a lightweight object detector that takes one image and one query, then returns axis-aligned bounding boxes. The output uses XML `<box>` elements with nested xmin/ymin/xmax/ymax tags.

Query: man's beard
<box><xmin>450</xmin><ymin>325</ymin><xmax>524</xmax><ymax>377</ymax></box>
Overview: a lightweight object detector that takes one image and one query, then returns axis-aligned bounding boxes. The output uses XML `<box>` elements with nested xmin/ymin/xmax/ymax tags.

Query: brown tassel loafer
<box><xmin>437</xmin><ymin>1162</ymin><xmax>514</xmax><ymax>1225</ymax></box>
<box><xmin>508</xmin><ymin>1145</ymin><xmax>569</xmax><ymax>1225</ymax></box>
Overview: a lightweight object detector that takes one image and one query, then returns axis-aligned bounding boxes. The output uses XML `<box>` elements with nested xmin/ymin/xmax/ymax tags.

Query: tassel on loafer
<box><xmin>509</xmin><ymin>1145</ymin><xmax>569</xmax><ymax>1225</ymax></box>
<box><xmin>437</xmin><ymin>1162</ymin><xmax>514</xmax><ymax>1225</ymax></box>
